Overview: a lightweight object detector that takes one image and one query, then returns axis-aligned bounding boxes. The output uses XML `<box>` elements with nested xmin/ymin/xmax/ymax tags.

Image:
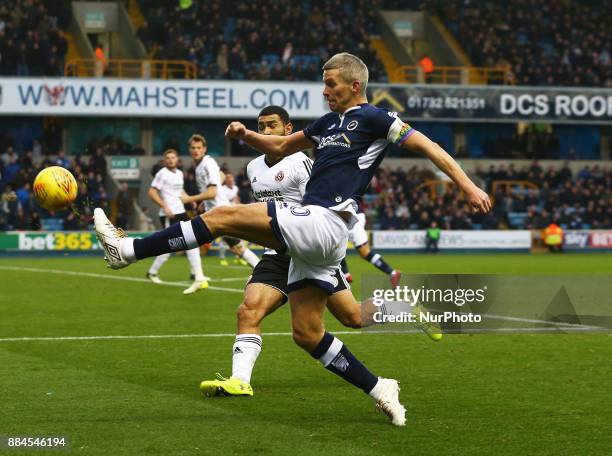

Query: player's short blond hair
<box><xmin>189</xmin><ymin>134</ymin><xmax>207</xmax><ymax>147</ymax></box>
<box><xmin>322</xmin><ymin>53</ymin><xmax>369</xmax><ymax>95</ymax></box>
<box><xmin>163</xmin><ymin>148</ymin><xmax>178</xmax><ymax>157</ymax></box>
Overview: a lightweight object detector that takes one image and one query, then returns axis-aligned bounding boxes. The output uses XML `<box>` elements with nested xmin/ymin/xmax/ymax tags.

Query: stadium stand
<box><xmin>430</xmin><ymin>0</ymin><xmax>612</xmax><ymax>87</ymax></box>
<box><xmin>136</xmin><ymin>0</ymin><xmax>388</xmax><ymax>81</ymax></box>
<box><xmin>0</xmin><ymin>0</ymin><xmax>70</xmax><ymax>76</ymax></box>
<box><xmin>232</xmin><ymin>163</ymin><xmax>611</xmax><ymax>231</ymax></box>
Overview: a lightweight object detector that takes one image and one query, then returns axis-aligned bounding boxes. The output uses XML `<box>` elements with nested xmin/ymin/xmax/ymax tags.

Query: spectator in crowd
<box><xmin>543</xmin><ymin>222</ymin><xmax>564</xmax><ymax>253</ymax></box>
<box><xmin>425</xmin><ymin>220</ymin><xmax>440</xmax><ymax>253</ymax></box>
<box><xmin>419</xmin><ymin>54</ymin><xmax>434</xmax><ymax>83</ymax></box>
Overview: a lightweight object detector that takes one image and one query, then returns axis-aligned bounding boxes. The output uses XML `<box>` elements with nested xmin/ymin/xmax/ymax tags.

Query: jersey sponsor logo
<box><xmin>346</xmin><ymin>120</ymin><xmax>358</xmax><ymax>131</ymax></box>
<box><xmin>318</xmin><ymin>133</ymin><xmax>351</xmax><ymax>149</ymax></box>
<box><xmin>335</xmin><ymin>195</ymin><xmax>342</xmax><ymax>202</ymax></box>
<box><xmin>275</xmin><ymin>171</ymin><xmax>284</xmax><ymax>182</ymax></box>
<box><xmin>290</xmin><ymin>206</ymin><xmax>311</xmax><ymax>216</ymax></box>
<box><xmin>253</xmin><ymin>189</ymin><xmax>284</xmax><ymax>201</ymax></box>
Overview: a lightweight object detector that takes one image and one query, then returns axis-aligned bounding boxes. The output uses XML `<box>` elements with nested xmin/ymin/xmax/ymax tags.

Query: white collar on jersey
<box><xmin>338</xmin><ymin>104</ymin><xmax>363</xmax><ymax>127</ymax></box>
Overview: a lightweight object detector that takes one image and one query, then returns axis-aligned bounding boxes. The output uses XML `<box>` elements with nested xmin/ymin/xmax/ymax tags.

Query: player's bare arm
<box><xmin>148</xmin><ymin>186</ymin><xmax>174</xmax><ymax>218</ymax></box>
<box><xmin>181</xmin><ymin>185</ymin><xmax>216</xmax><ymax>204</ymax></box>
<box><xmin>225</xmin><ymin>122</ymin><xmax>313</xmax><ymax>157</ymax></box>
<box><xmin>403</xmin><ymin>131</ymin><xmax>492</xmax><ymax>214</ymax></box>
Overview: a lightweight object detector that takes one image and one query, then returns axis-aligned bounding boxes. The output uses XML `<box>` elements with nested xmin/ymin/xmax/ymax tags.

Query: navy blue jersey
<box><xmin>302</xmin><ymin>103</ymin><xmax>415</xmax><ymax>214</ymax></box>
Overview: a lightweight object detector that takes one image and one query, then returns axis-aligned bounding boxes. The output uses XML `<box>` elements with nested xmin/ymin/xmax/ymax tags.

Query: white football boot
<box><xmin>373</xmin><ymin>378</ymin><xmax>406</xmax><ymax>426</ymax></box>
<box><xmin>94</xmin><ymin>208</ymin><xmax>132</xmax><ymax>270</ymax></box>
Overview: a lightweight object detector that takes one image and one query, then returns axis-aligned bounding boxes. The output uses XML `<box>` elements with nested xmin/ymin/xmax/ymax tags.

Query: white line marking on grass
<box><xmin>0</xmin><ymin>266</ymin><xmax>244</xmax><ymax>294</ymax></box>
<box><xmin>0</xmin><ymin>326</ymin><xmax>605</xmax><ymax>343</ymax></box>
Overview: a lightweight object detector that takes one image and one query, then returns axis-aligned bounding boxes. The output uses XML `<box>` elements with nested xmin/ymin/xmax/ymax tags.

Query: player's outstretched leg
<box><xmin>357</xmin><ymin>244</ymin><xmax>401</xmax><ymax>288</ymax></box>
<box><xmin>200</xmin><ymin>283</ymin><xmax>284</xmax><ymax>397</ymax></box>
<box><xmin>290</xmin><ymin>286</ymin><xmax>406</xmax><ymax>426</ymax></box>
<box><xmin>94</xmin><ymin>203</ymin><xmax>282</xmax><ymax>270</ymax></box>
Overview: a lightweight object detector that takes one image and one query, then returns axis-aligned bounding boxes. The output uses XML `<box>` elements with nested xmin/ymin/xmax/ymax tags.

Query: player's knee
<box><xmin>291</xmin><ymin>325</ymin><xmax>320</xmax><ymax>351</ymax></box>
<box><xmin>237</xmin><ymin>299</ymin><xmax>266</xmax><ymax>327</ymax></box>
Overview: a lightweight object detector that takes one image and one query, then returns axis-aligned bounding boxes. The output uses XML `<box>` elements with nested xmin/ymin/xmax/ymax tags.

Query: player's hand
<box><xmin>225</xmin><ymin>122</ymin><xmax>247</xmax><ymax>140</ymax></box>
<box><xmin>197</xmin><ymin>201</ymin><xmax>206</xmax><ymax>213</ymax></box>
<box><xmin>180</xmin><ymin>194</ymin><xmax>192</xmax><ymax>204</ymax></box>
<box><xmin>163</xmin><ymin>206</ymin><xmax>174</xmax><ymax>218</ymax></box>
<box><xmin>466</xmin><ymin>186</ymin><xmax>492</xmax><ymax>214</ymax></box>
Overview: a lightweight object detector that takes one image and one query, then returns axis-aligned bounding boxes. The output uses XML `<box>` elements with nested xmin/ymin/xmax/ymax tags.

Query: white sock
<box><xmin>368</xmin><ymin>377</ymin><xmax>383</xmax><ymax>400</ymax></box>
<box><xmin>121</xmin><ymin>237</ymin><xmax>136</xmax><ymax>262</ymax></box>
<box><xmin>186</xmin><ymin>248</ymin><xmax>204</xmax><ymax>281</ymax></box>
<box><xmin>148</xmin><ymin>253</ymin><xmax>171</xmax><ymax>274</ymax></box>
<box><xmin>219</xmin><ymin>242</ymin><xmax>227</xmax><ymax>259</ymax></box>
<box><xmin>241</xmin><ymin>249</ymin><xmax>260</xmax><ymax>268</ymax></box>
<box><xmin>231</xmin><ymin>334</ymin><xmax>262</xmax><ymax>383</ymax></box>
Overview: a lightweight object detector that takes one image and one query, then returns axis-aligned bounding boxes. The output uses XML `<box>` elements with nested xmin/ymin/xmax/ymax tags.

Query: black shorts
<box><xmin>248</xmin><ymin>253</ymin><xmax>350</xmax><ymax>304</ymax></box>
<box><xmin>222</xmin><ymin>236</ymin><xmax>241</xmax><ymax>248</ymax></box>
<box><xmin>159</xmin><ymin>212</ymin><xmax>190</xmax><ymax>227</ymax></box>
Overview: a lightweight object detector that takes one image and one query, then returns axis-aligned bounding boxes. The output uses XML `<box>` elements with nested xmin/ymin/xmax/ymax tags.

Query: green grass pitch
<box><xmin>1</xmin><ymin>253</ymin><xmax>611</xmax><ymax>455</ymax></box>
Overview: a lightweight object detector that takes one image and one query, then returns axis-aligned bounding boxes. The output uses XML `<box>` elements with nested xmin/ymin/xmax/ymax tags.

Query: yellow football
<box><xmin>33</xmin><ymin>166</ymin><xmax>78</xmax><ymax>211</ymax></box>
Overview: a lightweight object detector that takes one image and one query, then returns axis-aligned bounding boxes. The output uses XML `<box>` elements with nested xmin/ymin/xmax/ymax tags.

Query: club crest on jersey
<box><xmin>275</xmin><ymin>171</ymin><xmax>284</xmax><ymax>182</ymax></box>
<box><xmin>346</xmin><ymin>120</ymin><xmax>358</xmax><ymax>131</ymax></box>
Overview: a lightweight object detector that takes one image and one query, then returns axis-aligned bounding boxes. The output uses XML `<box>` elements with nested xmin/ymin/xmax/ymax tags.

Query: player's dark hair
<box><xmin>258</xmin><ymin>105</ymin><xmax>290</xmax><ymax>125</ymax></box>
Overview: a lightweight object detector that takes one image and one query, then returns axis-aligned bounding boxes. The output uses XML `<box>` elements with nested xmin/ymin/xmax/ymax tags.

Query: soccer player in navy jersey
<box><xmin>94</xmin><ymin>52</ymin><xmax>491</xmax><ymax>426</ymax></box>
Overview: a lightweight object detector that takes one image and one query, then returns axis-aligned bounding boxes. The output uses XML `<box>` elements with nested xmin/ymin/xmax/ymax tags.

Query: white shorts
<box><xmin>267</xmin><ymin>201</ymin><xmax>349</xmax><ymax>293</ymax></box>
<box><xmin>348</xmin><ymin>212</ymin><xmax>368</xmax><ymax>248</ymax></box>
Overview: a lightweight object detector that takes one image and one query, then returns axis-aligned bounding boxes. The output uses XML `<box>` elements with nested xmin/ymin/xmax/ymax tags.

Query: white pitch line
<box><xmin>1</xmin><ymin>266</ymin><xmax>605</xmax><ymax>332</ymax></box>
<box><xmin>0</xmin><ymin>326</ymin><xmax>606</xmax><ymax>343</ymax></box>
<box><xmin>0</xmin><ymin>265</ymin><xmax>244</xmax><ymax>294</ymax></box>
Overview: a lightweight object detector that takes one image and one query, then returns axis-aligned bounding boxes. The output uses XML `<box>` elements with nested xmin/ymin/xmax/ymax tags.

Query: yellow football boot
<box><xmin>412</xmin><ymin>302</ymin><xmax>443</xmax><ymax>341</ymax></box>
<box><xmin>200</xmin><ymin>373</ymin><xmax>253</xmax><ymax>397</ymax></box>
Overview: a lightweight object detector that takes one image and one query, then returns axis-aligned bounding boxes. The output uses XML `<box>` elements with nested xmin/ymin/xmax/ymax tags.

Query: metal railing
<box><xmin>393</xmin><ymin>66</ymin><xmax>514</xmax><ymax>85</ymax></box>
<box><xmin>65</xmin><ymin>59</ymin><xmax>197</xmax><ymax>79</ymax></box>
